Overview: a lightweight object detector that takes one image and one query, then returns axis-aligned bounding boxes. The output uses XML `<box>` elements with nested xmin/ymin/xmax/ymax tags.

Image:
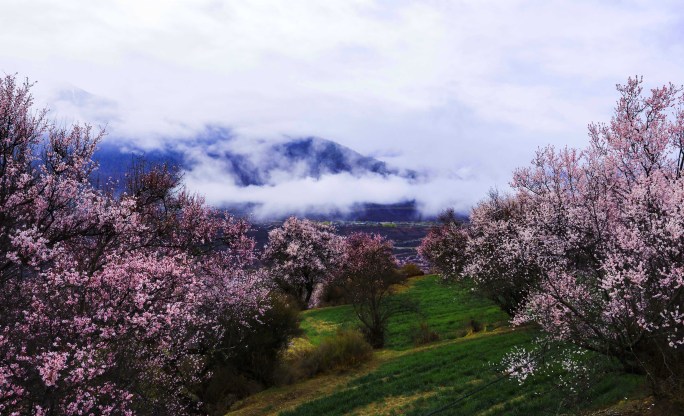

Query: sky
<box><xmin>1</xmin><ymin>0</ymin><xmax>683</xmax><ymax>217</ymax></box>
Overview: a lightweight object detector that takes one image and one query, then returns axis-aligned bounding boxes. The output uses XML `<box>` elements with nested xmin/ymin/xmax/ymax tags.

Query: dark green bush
<box><xmin>197</xmin><ymin>293</ymin><xmax>302</xmax><ymax>415</ymax></box>
<box><xmin>320</xmin><ymin>283</ymin><xmax>350</xmax><ymax>306</ymax></box>
<box><xmin>469</xmin><ymin>318</ymin><xmax>483</xmax><ymax>333</ymax></box>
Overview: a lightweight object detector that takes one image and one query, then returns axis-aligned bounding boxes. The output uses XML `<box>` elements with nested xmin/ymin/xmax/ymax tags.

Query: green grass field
<box><xmin>229</xmin><ymin>275</ymin><xmax>645</xmax><ymax>416</ymax></box>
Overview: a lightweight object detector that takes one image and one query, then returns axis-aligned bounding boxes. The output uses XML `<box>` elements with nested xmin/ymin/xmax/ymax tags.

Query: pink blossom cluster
<box><xmin>0</xmin><ymin>75</ymin><xmax>265</xmax><ymax>415</ymax></box>
<box><xmin>419</xmin><ymin>194</ymin><xmax>538</xmax><ymax>315</ymax></box>
<box><xmin>337</xmin><ymin>232</ymin><xmax>399</xmax><ymax>296</ymax></box>
<box><xmin>469</xmin><ymin>77</ymin><xmax>684</xmax><ymax>394</ymax></box>
<box><xmin>417</xmin><ymin>213</ymin><xmax>467</xmax><ymax>281</ymax></box>
<box><xmin>501</xmin><ymin>346</ymin><xmax>537</xmax><ymax>384</ymax></box>
<box><xmin>263</xmin><ymin>217</ymin><xmax>343</xmax><ymax>307</ymax></box>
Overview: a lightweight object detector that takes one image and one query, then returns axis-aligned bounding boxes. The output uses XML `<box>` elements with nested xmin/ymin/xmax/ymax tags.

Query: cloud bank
<box><xmin>2</xmin><ymin>1</ymin><xmax>684</xmax><ymax>215</ymax></box>
<box><xmin>109</xmin><ymin>132</ymin><xmax>478</xmax><ymax>219</ymax></box>
<box><xmin>174</xmin><ymin>135</ymin><xmax>482</xmax><ymax>219</ymax></box>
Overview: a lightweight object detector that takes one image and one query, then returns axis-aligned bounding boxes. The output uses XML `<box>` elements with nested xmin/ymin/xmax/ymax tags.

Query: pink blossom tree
<box><xmin>335</xmin><ymin>232</ymin><xmax>401</xmax><ymax>348</ymax></box>
<box><xmin>464</xmin><ymin>191</ymin><xmax>539</xmax><ymax>315</ymax></box>
<box><xmin>465</xmin><ymin>77</ymin><xmax>684</xmax><ymax>403</ymax></box>
<box><xmin>419</xmin><ymin>198</ymin><xmax>538</xmax><ymax>315</ymax></box>
<box><xmin>0</xmin><ymin>75</ymin><xmax>265</xmax><ymax>415</ymax></box>
<box><xmin>417</xmin><ymin>209</ymin><xmax>468</xmax><ymax>281</ymax></box>
<box><xmin>262</xmin><ymin>217</ymin><xmax>343</xmax><ymax>308</ymax></box>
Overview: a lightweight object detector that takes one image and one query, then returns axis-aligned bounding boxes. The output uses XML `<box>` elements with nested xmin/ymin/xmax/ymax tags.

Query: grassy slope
<box><xmin>229</xmin><ymin>276</ymin><xmax>644</xmax><ymax>416</ymax></box>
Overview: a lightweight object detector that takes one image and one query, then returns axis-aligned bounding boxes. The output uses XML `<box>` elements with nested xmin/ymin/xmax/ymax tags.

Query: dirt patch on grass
<box><xmin>353</xmin><ymin>391</ymin><xmax>439</xmax><ymax>416</ymax></box>
<box><xmin>302</xmin><ymin>318</ymin><xmax>339</xmax><ymax>334</ymax></box>
<box><xmin>477</xmin><ymin>394</ymin><xmax>527</xmax><ymax>416</ymax></box>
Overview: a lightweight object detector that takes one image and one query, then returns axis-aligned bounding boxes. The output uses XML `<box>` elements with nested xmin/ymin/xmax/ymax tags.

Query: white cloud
<box><xmin>1</xmin><ymin>0</ymin><xmax>683</xmax><ymax>215</ymax></box>
<box><xmin>183</xmin><ymin>168</ymin><xmax>484</xmax><ymax>220</ymax></box>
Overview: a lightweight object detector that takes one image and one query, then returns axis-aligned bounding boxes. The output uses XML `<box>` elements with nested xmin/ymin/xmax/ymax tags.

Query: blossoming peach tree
<box><xmin>507</xmin><ymin>77</ymin><xmax>684</xmax><ymax>400</ymax></box>
<box><xmin>421</xmin><ymin>78</ymin><xmax>684</xmax><ymax>401</ymax></box>
<box><xmin>417</xmin><ymin>209</ymin><xmax>467</xmax><ymax>282</ymax></box>
<box><xmin>262</xmin><ymin>217</ymin><xmax>343</xmax><ymax>308</ymax></box>
<box><xmin>0</xmin><ymin>75</ymin><xmax>265</xmax><ymax>415</ymax></box>
<box><xmin>336</xmin><ymin>232</ymin><xmax>400</xmax><ymax>348</ymax></box>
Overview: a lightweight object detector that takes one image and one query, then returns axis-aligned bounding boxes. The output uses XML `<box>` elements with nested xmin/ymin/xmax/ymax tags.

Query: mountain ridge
<box><xmin>92</xmin><ymin>135</ymin><xmax>426</xmax><ymax>222</ymax></box>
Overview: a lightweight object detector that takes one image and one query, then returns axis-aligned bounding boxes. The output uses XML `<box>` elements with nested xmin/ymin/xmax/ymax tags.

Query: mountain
<box><xmin>92</xmin><ymin>135</ymin><xmax>424</xmax><ymax>221</ymax></box>
<box><xmin>92</xmin><ymin>144</ymin><xmax>184</xmax><ymax>185</ymax></box>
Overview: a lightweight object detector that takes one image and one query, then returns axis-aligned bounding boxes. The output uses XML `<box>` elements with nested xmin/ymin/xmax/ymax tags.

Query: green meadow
<box><xmin>229</xmin><ymin>275</ymin><xmax>645</xmax><ymax>416</ymax></box>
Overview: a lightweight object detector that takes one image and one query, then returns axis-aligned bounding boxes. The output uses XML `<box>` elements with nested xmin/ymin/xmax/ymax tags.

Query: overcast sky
<box><xmin>2</xmin><ymin>0</ymin><xmax>683</xmax><ymax>217</ymax></box>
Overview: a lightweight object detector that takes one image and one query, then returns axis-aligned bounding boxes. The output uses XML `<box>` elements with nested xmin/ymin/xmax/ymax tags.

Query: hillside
<box><xmin>228</xmin><ymin>276</ymin><xmax>645</xmax><ymax>416</ymax></box>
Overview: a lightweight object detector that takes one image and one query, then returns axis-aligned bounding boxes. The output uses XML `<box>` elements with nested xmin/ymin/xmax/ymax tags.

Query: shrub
<box><xmin>316</xmin><ymin>329</ymin><xmax>374</xmax><ymax>371</ymax></box>
<box><xmin>399</xmin><ymin>263</ymin><xmax>425</xmax><ymax>278</ymax></box>
<box><xmin>274</xmin><ymin>329</ymin><xmax>373</xmax><ymax>385</ymax></box>
<box><xmin>197</xmin><ymin>293</ymin><xmax>302</xmax><ymax>415</ymax></box>
<box><xmin>320</xmin><ymin>283</ymin><xmax>350</xmax><ymax>306</ymax></box>
<box><xmin>272</xmin><ymin>345</ymin><xmax>316</xmax><ymax>385</ymax></box>
<box><xmin>468</xmin><ymin>319</ymin><xmax>483</xmax><ymax>334</ymax></box>
<box><xmin>411</xmin><ymin>321</ymin><xmax>440</xmax><ymax>346</ymax></box>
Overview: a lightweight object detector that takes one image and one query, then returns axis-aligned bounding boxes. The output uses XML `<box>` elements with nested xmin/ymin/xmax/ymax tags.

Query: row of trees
<box><xmin>0</xmin><ymin>75</ymin><xmax>403</xmax><ymax>414</ymax></box>
<box><xmin>420</xmin><ymin>77</ymin><xmax>684</xmax><ymax>404</ymax></box>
